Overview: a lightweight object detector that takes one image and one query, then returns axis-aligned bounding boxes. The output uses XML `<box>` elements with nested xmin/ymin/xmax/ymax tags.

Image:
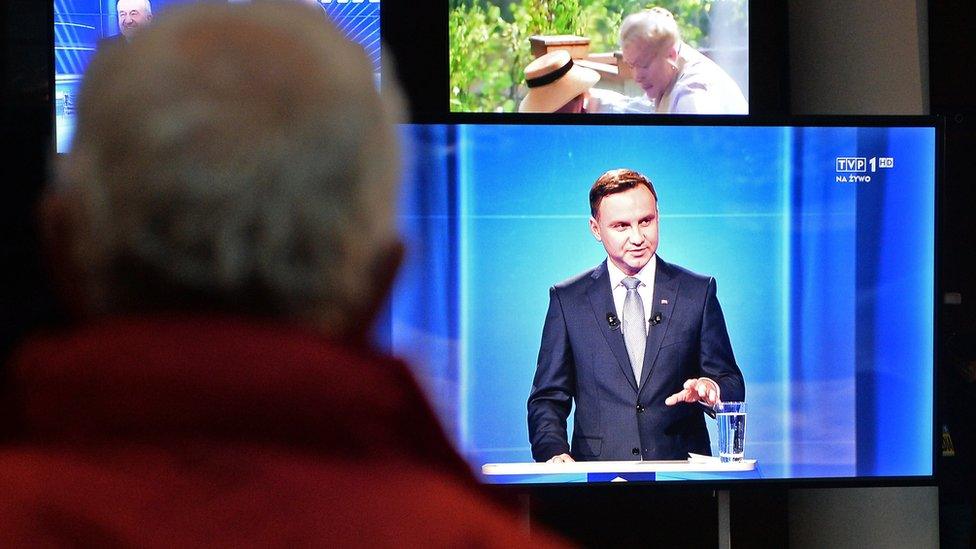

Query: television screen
<box><xmin>387</xmin><ymin>120</ymin><xmax>937</xmax><ymax>484</ymax></box>
<box><xmin>449</xmin><ymin>1</ymin><xmax>749</xmax><ymax>114</ymax></box>
<box><xmin>53</xmin><ymin>0</ymin><xmax>381</xmax><ymax>153</ymax></box>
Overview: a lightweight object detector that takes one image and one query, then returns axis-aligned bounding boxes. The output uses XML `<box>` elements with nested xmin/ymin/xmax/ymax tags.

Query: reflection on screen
<box><xmin>54</xmin><ymin>0</ymin><xmax>381</xmax><ymax>152</ymax></box>
<box><xmin>388</xmin><ymin>123</ymin><xmax>935</xmax><ymax>484</ymax></box>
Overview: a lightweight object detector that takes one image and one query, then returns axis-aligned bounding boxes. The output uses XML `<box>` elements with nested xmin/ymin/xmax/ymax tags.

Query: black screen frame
<box><xmin>382</xmin><ymin>0</ymin><xmax>791</xmax><ymax>121</ymax></box>
<box><xmin>393</xmin><ymin>113</ymin><xmax>944</xmax><ymax>491</ymax></box>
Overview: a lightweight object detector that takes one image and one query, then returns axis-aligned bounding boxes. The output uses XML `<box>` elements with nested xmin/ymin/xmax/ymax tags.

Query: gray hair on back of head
<box><xmin>60</xmin><ymin>0</ymin><xmax>404</xmax><ymax>327</ymax></box>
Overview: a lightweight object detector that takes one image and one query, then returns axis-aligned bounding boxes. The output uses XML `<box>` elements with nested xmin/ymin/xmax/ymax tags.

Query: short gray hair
<box><xmin>60</xmin><ymin>0</ymin><xmax>404</xmax><ymax>327</ymax></box>
<box><xmin>620</xmin><ymin>7</ymin><xmax>681</xmax><ymax>57</ymax></box>
<box><xmin>116</xmin><ymin>0</ymin><xmax>152</xmax><ymax>17</ymax></box>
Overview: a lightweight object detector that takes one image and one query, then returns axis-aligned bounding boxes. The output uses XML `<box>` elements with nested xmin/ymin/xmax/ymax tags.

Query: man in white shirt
<box><xmin>528</xmin><ymin>168</ymin><xmax>745</xmax><ymax>462</ymax></box>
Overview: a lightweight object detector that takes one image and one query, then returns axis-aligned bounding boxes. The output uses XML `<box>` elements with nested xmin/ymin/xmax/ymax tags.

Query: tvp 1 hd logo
<box><xmin>835</xmin><ymin>156</ymin><xmax>894</xmax><ymax>183</ymax></box>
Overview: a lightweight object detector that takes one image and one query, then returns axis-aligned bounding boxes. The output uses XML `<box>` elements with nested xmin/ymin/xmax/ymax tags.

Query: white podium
<box><xmin>482</xmin><ymin>459</ymin><xmax>756</xmax><ymax>476</ymax></box>
<box><xmin>480</xmin><ymin>459</ymin><xmax>758</xmax><ymax>485</ymax></box>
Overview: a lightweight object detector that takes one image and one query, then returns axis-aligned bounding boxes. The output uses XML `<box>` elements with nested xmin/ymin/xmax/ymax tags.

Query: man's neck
<box><xmin>606</xmin><ymin>255</ymin><xmax>657</xmax><ymax>281</ymax></box>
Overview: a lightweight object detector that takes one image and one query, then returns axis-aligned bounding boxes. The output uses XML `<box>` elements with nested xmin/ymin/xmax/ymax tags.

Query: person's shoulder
<box><xmin>681</xmin><ymin>46</ymin><xmax>721</xmax><ymax>72</ymax></box>
<box><xmin>552</xmin><ymin>263</ymin><xmax>604</xmax><ymax>293</ymax></box>
<box><xmin>674</xmin><ymin>53</ymin><xmax>720</xmax><ymax>93</ymax></box>
<box><xmin>96</xmin><ymin>33</ymin><xmax>127</xmax><ymax>52</ymax></box>
<box><xmin>659</xmin><ymin>258</ymin><xmax>713</xmax><ymax>287</ymax></box>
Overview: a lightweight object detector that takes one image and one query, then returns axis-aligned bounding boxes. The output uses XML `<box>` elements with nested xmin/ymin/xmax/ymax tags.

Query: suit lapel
<box><xmin>586</xmin><ymin>262</ymin><xmax>639</xmax><ymax>393</ymax></box>
<box><xmin>639</xmin><ymin>258</ymin><xmax>678</xmax><ymax>391</ymax></box>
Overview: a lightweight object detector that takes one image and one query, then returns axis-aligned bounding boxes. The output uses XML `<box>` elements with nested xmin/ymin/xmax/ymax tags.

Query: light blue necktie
<box><xmin>622</xmin><ymin>276</ymin><xmax>646</xmax><ymax>383</ymax></box>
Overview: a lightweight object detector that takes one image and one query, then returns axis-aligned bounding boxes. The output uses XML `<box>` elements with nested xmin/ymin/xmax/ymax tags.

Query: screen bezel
<box><xmin>396</xmin><ymin>114</ymin><xmax>943</xmax><ymax>490</ymax></box>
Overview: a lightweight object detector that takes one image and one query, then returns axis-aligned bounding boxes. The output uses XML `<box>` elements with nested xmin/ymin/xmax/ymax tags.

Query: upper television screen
<box><xmin>54</xmin><ymin>0</ymin><xmax>381</xmax><ymax>153</ymax></box>
<box><xmin>390</xmin><ymin>121</ymin><xmax>936</xmax><ymax>485</ymax></box>
<box><xmin>449</xmin><ymin>1</ymin><xmax>748</xmax><ymax>114</ymax></box>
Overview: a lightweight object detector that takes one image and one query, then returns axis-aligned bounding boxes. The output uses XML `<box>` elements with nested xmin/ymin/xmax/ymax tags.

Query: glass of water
<box><xmin>715</xmin><ymin>401</ymin><xmax>746</xmax><ymax>462</ymax></box>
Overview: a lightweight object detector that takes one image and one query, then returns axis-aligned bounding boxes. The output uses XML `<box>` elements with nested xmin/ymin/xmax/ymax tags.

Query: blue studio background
<box><xmin>54</xmin><ymin>0</ymin><xmax>381</xmax><ymax>152</ymax></box>
<box><xmin>390</xmin><ymin>124</ymin><xmax>935</xmax><ymax>481</ymax></box>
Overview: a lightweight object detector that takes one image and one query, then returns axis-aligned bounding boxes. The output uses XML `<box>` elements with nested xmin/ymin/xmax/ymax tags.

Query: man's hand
<box><xmin>665</xmin><ymin>377</ymin><xmax>720</xmax><ymax>407</ymax></box>
<box><xmin>546</xmin><ymin>453</ymin><xmax>575</xmax><ymax>463</ymax></box>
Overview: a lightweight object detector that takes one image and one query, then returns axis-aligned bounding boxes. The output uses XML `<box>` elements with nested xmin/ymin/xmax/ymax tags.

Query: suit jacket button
<box><xmin>632</xmin><ymin>448</ymin><xmax>640</xmax><ymax>456</ymax></box>
<box><xmin>636</xmin><ymin>404</ymin><xmax>644</xmax><ymax>413</ymax></box>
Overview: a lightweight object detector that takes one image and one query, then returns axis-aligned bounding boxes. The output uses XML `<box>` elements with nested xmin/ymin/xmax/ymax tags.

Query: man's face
<box><xmin>589</xmin><ymin>185</ymin><xmax>659</xmax><ymax>276</ymax></box>
<box><xmin>117</xmin><ymin>0</ymin><xmax>151</xmax><ymax>39</ymax></box>
<box><xmin>622</xmin><ymin>40</ymin><xmax>676</xmax><ymax>104</ymax></box>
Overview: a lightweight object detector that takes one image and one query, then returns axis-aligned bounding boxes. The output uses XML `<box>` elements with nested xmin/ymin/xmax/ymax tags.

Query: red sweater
<box><xmin>0</xmin><ymin>315</ymin><xmax>568</xmax><ymax>547</ymax></box>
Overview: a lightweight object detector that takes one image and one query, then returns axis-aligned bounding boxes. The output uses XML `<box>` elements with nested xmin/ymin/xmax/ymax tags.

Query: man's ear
<box><xmin>667</xmin><ymin>43</ymin><xmax>679</xmax><ymax>61</ymax></box>
<box><xmin>589</xmin><ymin>216</ymin><xmax>602</xmax><ymax>242</ymax></box>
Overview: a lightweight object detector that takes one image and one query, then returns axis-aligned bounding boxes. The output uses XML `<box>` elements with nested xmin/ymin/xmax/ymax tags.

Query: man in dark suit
<box><xmin>528</xmin><ymin>168</ymin><xmax>745</xmax><ymax>462</ymax></box>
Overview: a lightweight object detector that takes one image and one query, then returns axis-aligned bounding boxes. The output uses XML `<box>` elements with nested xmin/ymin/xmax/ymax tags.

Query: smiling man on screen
<box><xmin>527</xmin><ymin>168</ymin><xmax>745</xmax><ymax>463</ymax></box>
<box><xmin>117</xmin><ymin>0</ymin><xmax>153</xmax><ymax>39</ymax></box>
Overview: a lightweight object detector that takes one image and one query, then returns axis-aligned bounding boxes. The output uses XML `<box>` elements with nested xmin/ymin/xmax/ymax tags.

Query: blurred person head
<box><xmin>619</xmin><ymin>7</ymin><xmax>682</xmax><ymax>105</ymax></box>
<box><xmin>116</xmin><ymin>0</ymin><xmax>153</xmax><ymax>39</ymax></box>
<box><xmin>518</xmin><ymin>50</ymin><xmax>600</xmax><ymax>113</ymax></box>
<box><xmin>298</xmin><ymin>0</ymin><xmax>328</xmax><ymax>15</ymax></box>
<box><xmin>53</xmin><ymin>0</ymin><xmax>405</xmax><ymax>341</ymax></box>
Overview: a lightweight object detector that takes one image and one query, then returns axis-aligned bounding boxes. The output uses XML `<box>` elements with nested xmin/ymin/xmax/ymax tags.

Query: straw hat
<box><xmin>518</xmin><ymin>50</ymin><xmax>600</xmax><ymax>113</ymax></box>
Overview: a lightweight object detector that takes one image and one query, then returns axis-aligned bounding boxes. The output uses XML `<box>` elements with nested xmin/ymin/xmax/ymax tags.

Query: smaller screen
<box><xmin>449</xmin><ymin>1</ymin><xmax>749</xmax><ymax>115</ymax></box>
<box><xmin>54</xmin><ymin>0</ymin><xmax>381</xmax><ymax>153</ymax></box>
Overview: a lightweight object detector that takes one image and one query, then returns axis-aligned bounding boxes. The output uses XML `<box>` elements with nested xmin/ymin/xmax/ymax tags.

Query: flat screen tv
<box><xmin>385</xmin><ymin>118</ymin><xmax>939</xmax><ymax>485</ymax></box>
<box><xmin>53</xmin><ymin>0</ymin><xmax>381</xmax><ymax>153</ymax></box>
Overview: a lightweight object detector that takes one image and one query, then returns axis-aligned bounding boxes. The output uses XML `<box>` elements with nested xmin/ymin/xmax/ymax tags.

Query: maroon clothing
<box><xmin>0</xmin><ymin>315</ymin><xmax>567</xmax><ymax>547</ymax></box>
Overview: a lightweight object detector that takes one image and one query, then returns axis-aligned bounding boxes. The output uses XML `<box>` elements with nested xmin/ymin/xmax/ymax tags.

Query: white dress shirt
<box><xmin>657</xmin><ymin>44</ymin><xmax>748</xmax><ymax>115</ymax></box>
<box><xmin>606</xmin><ymin>255</ymin><xmax>720</xmax><ymax>400</ymax></box>
<box><xmin>606</xmin><ymin>255</ymin><xmax>656</xmax><ymax>335</ymax></box>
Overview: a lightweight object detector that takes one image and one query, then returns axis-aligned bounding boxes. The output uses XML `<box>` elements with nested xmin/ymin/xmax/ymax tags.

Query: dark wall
<box><xmin>1</xmin><ymin>1</ymin><xmax>60</xmax><ymax>375</ymax></box>
<box><xmin>930</xmin><ymin>3</ymin><xmax>976</xmax><ymax>547</ymax></box>
<box><xmin>930</xmin><ymin>1</ymin><xmax>976</xmax><ymax>327</ymax></box>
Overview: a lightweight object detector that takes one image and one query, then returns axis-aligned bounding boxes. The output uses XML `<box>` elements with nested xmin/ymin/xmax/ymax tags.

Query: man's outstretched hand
<box><xmin>665</xmin><ymin>377</ymin><xmax>720</xmax><ymax>407</ymax></box>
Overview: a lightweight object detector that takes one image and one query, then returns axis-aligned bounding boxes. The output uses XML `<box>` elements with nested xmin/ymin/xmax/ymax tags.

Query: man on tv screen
<box><xmin>117</xmin><ymin>0</ymin><xmax>153</xmax><ymax>40</ymax></box>
<box><xmin>592</xmin><ymin>7</ymin><xmax>748</xmax><ymax>115</ymax></box>
<box><xmin>527</xmin><ymin>168</ymin><xmax>745</xmax><ymax>462</ymax></box>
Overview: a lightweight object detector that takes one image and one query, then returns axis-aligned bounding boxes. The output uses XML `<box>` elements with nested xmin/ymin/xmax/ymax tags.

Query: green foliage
<box><xmin>449</xmin><ymin>0</ymin><xmax>745</xmax><ymax>112</ymax></box>
<box><xmin>449</xmin><ymin>3</ymin><xmax>512</xmax><ymax>112</ymax></box>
